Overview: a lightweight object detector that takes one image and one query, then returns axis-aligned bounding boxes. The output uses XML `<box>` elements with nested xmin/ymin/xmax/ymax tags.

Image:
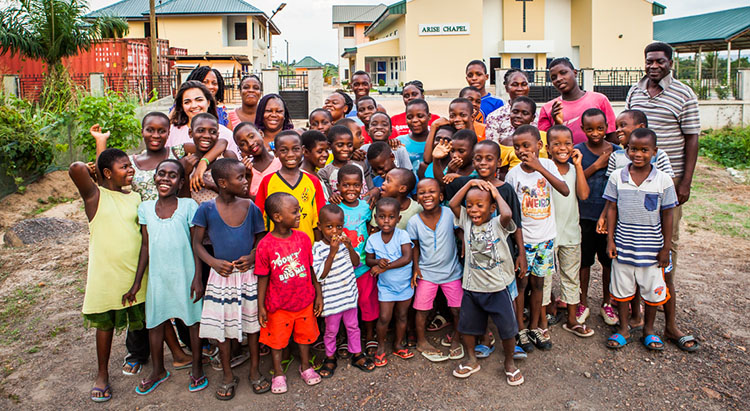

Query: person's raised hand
<box><xmin>388</xmin><ymin>139</ymin><xmax>403</xmax><ymax>150</ymax></box>
<box><xmin>551</xmin><ymin>100</ymin><xmax>564</xmax><ymax>125</ymax></box>
<box><xmin>571</xmin><ymin>149</ymin><xmax>583</xmax><ymax>166</ymax></box>
<box><xmin>447</xmin><ymin>157</ymin><xmax>463</xmax><ymax>172</ymax></box>
<box><xmin>443</xmin><ymin>173</ymin><xmax>460</xmax><ymax>184</ymax></box>
<box><xmin>432</xmin><ymin>140</ymin><xmax>452</xmax><ymax>160</ymax></box>
<box><xmin>351</xmin><ymin>149</ymin><xmax>366</xmax><ymax>162</ymax></box>
<box><xmin>90</xmin><ymin>124</ymin><xmax>111</xmax><ymax>143</ymax></box>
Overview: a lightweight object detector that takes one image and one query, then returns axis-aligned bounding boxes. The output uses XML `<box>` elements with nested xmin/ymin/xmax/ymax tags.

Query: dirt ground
<box><xmin>0</xmin><ymin>159</ymin><xmax>748</xmax><ymax>410</ymax></box>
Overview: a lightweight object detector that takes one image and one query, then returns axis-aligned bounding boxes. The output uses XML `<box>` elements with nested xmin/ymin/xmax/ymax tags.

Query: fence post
<box><xmin>3</xmin><ymin>75</ymin><xmax>19</xmax><ymax>97</ymax></box>
<box><xmin>262</xmin><ymin>68</ymin><xmax>279</xmax><ymax>95</ymax></box>
<box><xmin>307</xmin><ymin>68</ymin><xmax>324</xmax><ymax>112</ymax></box>
<box><xmin>582</xmin><ymin>68</ymin><xmax>594</xmax><ymax>91</ymax></box>
<box><xmin>90</xmin><ymin>73</ymin><xmax>105</xmax><ymax>96</ymax></box>
<box><xmin>739</xmin><ymin>68</ymin><xmax>750</xmax><ymax>126</ymax></box>
<box><xmin>495</xmin><ymin>68</ymin><xmax>509</xmax><ymax>101</ymax></box>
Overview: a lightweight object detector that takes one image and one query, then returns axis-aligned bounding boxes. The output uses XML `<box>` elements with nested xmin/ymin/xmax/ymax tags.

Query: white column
<box><xmin>738</xmin><ymin>68</ymin><xmax>750</xmax><ymax>126</ymax></box>
<box><xmin>262</xmin><ymin>68</ymin><xmax>279</xmax><ymax>95</ymax></box>
<box><xmin>582</xmin><ymin>68</ymin><xmax>594</xmax><ymax>91</ymax></box>
<box><xmin>697</xmin><ymin>46</ymin><xmax>702</xmax><ymax>81</ymax></box>
<box><xmin>3</xmin><ymin>75</ymin><xmax>19</xmax><ymax>97</ymax></box>
<box><xmin>90</xmin><ymin>73</ymin><xmax>105</xmax><ymax>97</ymax></box>
<box><xmin>727</xmin><ymin>41</ymin><xmax>732</xmax><ymax>87</ymax></box>
<box><xmin>307</xmin><ymin>68</ymin><xmax>324</xmax><ymax>112</ymax></box>
<box><xmin>495</xmin><ymin>68</ymin><xmax>509</xmax><ymax>101</ymax></box>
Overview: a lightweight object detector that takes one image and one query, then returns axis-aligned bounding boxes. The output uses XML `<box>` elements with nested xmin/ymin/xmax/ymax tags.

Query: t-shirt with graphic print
<box><xmin>505</xmin><ymin>157</ymin><xmax>563</xmax><ymax>244</ymax></box>
<box><xmin>458</xmin><ymin>207</ymin><xmax>516</xmax><ymax>293</ymax></box>
<box><xmin>339</xmin><ymin>200</ymin><xmax>372</xmax><ymax>278</ymax></box>
<box><xmin>255</xmin><ymin>230</ymin><xmax>316</xmax><ymax>313</ymax></box>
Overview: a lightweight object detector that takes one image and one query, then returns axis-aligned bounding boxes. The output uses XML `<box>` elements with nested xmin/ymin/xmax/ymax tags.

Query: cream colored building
<box><xmin>343</xmin><ymin>0</ymin><xmax>665</xmax><ymax>91</ymax></box>
<box><xmin>88</xmin><ymin>0</ymin><xmax>280</xmax><ymax>72</ymax></box>
<box><xmin>332</xmin><ymin>4</ymin><xmax>386</xmax><ymax>84</ymax></box>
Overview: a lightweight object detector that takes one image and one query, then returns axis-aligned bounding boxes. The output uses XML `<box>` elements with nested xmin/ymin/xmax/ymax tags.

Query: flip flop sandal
<box><xmin>449</xmin><ymin>345</ymin><xmax>464</xmax><ymax>360</ymax></box>
<box><xmin>336</xmin><ymin>343</ymin><xmax>352</xmax><ymax>359</ymax></box>
<box><xmin>90</xmin><ymin>385</ymin><xmax>111</xmax><ymax>403</ymax></box>
<box><xmin>506</xmin><ymin>369</ymin><xmax>525</xmax><ymax>386</ymax></box>
<box><xmin>562</xmin><ymin>323</ymin><xmax>595</xmax><ymax>338</ymax></box>
<box><xmin>643</xmin><ymin>334</ymin><xmax>665</xmax><ymax>351</ymax></box>
<box><xmin>210</xmin><ymin>355</ymin><xmax>223</xmax><ymax>371</ymax></box>
<box><xmin>215</xmin><ymin>376</ymin><xmax>239</xmax><ymax>401</ymax></box>
<box><xmin>309</xmin><ymin>354</ymin><xmax>323</xmax><ymax>371</ymax></box>
<box><xmin>271</xmin><ymin>375</ymin><xmax>287</xmax><ymax>394</ymax></box>
<box><xmin>365</xmin><ymin>341</ymin><xmax>378</xmax><ymax>356</ymax></box>
<box><xmin>351</xmin><ymin>353</ymin><xmax>375</xmax><ymax>372</ymax></box>
<box><xmin>230</xmin><ymin>352</ymin><xmax>250</xmax><ymax>368</ymax></box>
<box><xmin>427</xmin><ymin>315</ymin><xmax>450</xmax><ymax>332</ymax></box>
<box><xmin>312</xmin><ymin>341</ymin><xmax>326</xmax><ymax>352</ymax></box>
<box><xmin>188</xmin><ymin>373</ymin><xmax>208</xmax><ymax>393</ymax></box>
<box><xmin>202</xmin><ymin>344</ymin><xmax>219</xmax><ymax>358</ymax></box>
<box><xmin>440</xmin><ymin>333</ymin><xmax>453</xmax><ymax>347</ymax></box>
<box><xmin>259</xmin><ymin>344</ymin><xmax>271</xmax><ymax>357</ymax></box>
<box><xmin>452</xmin><ymin>363</ymin><xmax>480</xmax><ymax>379</ymax></box>
<box><xmin>513</xmin><ymin>345</ymin><xmax>527</xmax><ymax>360</ymax></box>
<box><xmin>249</xmin><ymin>375</ymin><xmax>271</xmax><ymax>394</ymax></box>
<box><xmin>135</xmin><ymin>371</ymin><xmax>171</xmax><ymax>395</ymax></box>
<box><xmin>319</xmin><ymin>358</ymin><xmax>337</xmax><ymax>378</ymax></box>
<box><xmin>421</xmin><ymin>350</ymin><xmax>450</xmax><ymax>362</ymax></box>
<box><xmin>669</xmin><ymin>335</ymin><xmax>700</xmax><ymax>352</ymax></box>
<box><xmin>122</xmin><ymin>359</ymin><xmax>143</xmax><ymax>376</ymax></box>
<box><xmin>299</xmin><ymin>366</ymin><xmax>322</xmax><ymax>386</ymax></box>
<box><xmin>393</xmin><ymin>348</ymin><xmax>415</xmax><ymax>359</ymax></box>
<box><xmin>474</xmin><ymin>344</ymin><xmax>495</xmax><ymax>359</ymax></box>
<box><xmin>373</xmin><ymin>352</ymin><xmax>388</xmax><ymax>367</ymax></box>
<box><xmin>607</xmin><ymin>333</ymin><xmax>630</xmax><ymax>349</ymax></box>
<box><xmin>406</xmin><ymin>334</ymin><xmax>417</xmax><ymax>348</ymax></box>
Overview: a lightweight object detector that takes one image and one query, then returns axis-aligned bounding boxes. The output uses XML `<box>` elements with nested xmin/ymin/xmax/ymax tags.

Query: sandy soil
<box><xmin>0</xmin><ymin>161</ymin><xmax>747</xmax><ymax>410</ymax></box>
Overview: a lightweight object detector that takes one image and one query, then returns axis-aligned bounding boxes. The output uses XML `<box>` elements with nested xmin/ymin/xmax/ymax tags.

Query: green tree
<box><xmin>0</xmin><ymin>0</ymin><xmax>128</xmax><ymax>112</ymax></box>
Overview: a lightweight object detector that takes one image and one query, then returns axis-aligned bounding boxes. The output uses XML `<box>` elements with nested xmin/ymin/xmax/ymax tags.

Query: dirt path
<box><xmin>0</xmin><ymin>161</ymin><xmax>748</xmax><ymax>410</ymax></box>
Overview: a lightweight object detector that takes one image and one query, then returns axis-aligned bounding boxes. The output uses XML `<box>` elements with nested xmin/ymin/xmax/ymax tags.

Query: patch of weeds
<box><xmin>28</xmin><ymin>196</ymin><xmax>75</xmax><ymax>216</ymax></box>
<box><xmin>49</xmin><ymin>326</ymin><xmax>66</xmax><ymax>338</ymax></box>
<box><xmin>26</xmin><ymin>346</ymin><xmax>39</xmax><ymax>354</ymax></box>
<box><xmin>0</xmin><ymin>285</ymin><xmax>44</xmax><ymax>344</ymax></box>
<box><xmin>7</xmin><ymin>393</ymin><xmax>19</xmax><ymax>403</ymax></box>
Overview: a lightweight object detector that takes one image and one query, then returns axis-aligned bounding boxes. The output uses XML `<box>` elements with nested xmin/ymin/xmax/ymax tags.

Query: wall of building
<box><xmin>545</xmin><ymin>0</ymin><xmax>574</xmax><ymax>65</ymax></box>
<box><xmin>125</xmin><ymin>21</ymin><xmax>146</xmax><ymax>38</ymax></box>
<box><xmin>403</xmin><ymin>0</ymin><xmax>484</xmax><ymax>90</ymax></box>
<box><xmin>483</xmin><ymin>0</ymin><xmax>502</xmax><ymax>60</ymax></box>
<box><xmin>590</xmin><ymin>0</ymin><xmax>652</xmax><ymax>69</ymax></box>
<box><xmin>570</xmin><ymin>0</ymin><xmax>593</xmax><ymax>67</ymax></box>
<box><xmin>502</xmin><ymin>0</ymin><xmax>545</xmax><ymax>41</ymax></box>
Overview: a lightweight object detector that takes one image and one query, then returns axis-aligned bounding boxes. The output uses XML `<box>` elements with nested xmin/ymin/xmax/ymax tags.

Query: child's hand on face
<box><xmin>90</xmin><ymin>124</ymin><xmax>111</xmax><ymax>143</ymax></box>
<box><xmin>351</xmin><ymin>149</ymin><xmax>367</xmax><ymax>162</ymax></box>
<box><xmin>571</xmin><ymin>148</ymin><xmax>583</xmax><ymax>166</ymax></box>
<box><xmin>212</xmin><ymin>259</ymin><xmax>235</xmax><ymax>277</ymax></box>
<box><xmin>520</xmin><ymin>151</ymin><xmax>543</xmax><ymax>171</ymax></box>
<box><xmin>329</xmin><ymin>235</ymin><xmax>341</xmax><ymax>253</ymax></box>
<box><xmin>596</xmin><ymin>215</ymin><xmax>607</xmax><ymax>234</ymax></box>
<box><xmin>232</xmin><ymin>255</ymin><xmax>254</xmax><ymax>272</ymax></box>
<box><xmin>443</xmin><ymin>173</ymin><xmax>460</xmax><ymax>184</ymax></box>
<box><xmin>432</xmin><ymin>140</ymin><xmax>451</xmax><ymax>159</ymax></box>
<box><xmin>339</xmin><ymin>234</ymin><xmax>352</xmax><ymax>247</ymax></box>
<box><xmin>551</xmin><ymin>101</ymin><xmax>564</xmax><ymax>125</ymax></box>
<box><xmin>191</xmin><ymin>277</ymin><xmax>204</xmax><ymax>303</ymax></box>
<box><xmin>447</xmin><ymin>157</ymin><xmax>463</xmax><ymax>172</ymax></box>
<box><xmin>241</xmin><ymin>157</ymin><xmax>253</xmax><ymax>172</ymax></box>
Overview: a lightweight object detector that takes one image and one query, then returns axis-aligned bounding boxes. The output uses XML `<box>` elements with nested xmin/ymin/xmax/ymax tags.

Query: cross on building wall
<box><xmin>517</xmin><ymin>0</ymin><xmax>533</xmax><ymax>32</ymax></box>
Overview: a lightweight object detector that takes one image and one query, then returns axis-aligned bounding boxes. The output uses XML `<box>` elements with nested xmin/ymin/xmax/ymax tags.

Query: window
<box><xmin>235</xmin><ymin>22</ymin><xmax>247</xmax><ymax>40</ymax></box>
<box><xmin>144</xmin><ymin>22</ymin><xmax>158</xmax><ymax>37</ymax></box>
<box><xmin>510</xmin><ymin>58</ymin><xmax>521</xmax><ymax>69</ymax></box>
<box><xmin>546</xmin><ymin>57</ymin><xmax>553</xmax><ymax>69</ymax></box>
<box><xmin>376</xmin><ymin>61</ymin><xmax>387</xmax><ymax>85</ymax></box>
<box><xmin>252</xmin><ymin>22</ymin><xmax>255</xmax><ymax>39</ymax></box>
<box><xmin>344</xmin><ymin>26</ymin><xmax>354</xmax><ymax>37</ymax></box>
<box><xmin>344</xmin><ymin>69</ymin><xmax>349</xmax><ymax>79</ymax></box>
<box><xmin>523</xmin><ymin>58</ymin><xmax>534</xmax><ymax>70</ymax></box>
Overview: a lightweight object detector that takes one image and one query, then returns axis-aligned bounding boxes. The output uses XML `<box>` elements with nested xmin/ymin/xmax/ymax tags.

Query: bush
<box><xmin>378</xmin><ymin>79</ymin><xmax>385</xmax><ymax>87</ymax></box>
<box><xmin>0</xmin><ymin>105</ymin><xmax>55</xmax><ymax>191</ymax></box>
<box><xmin>75</xmin><ymin>91</ymin><xmax>141</xmax><ymax>161</ymax></box>
<box><xmin>700</xmin><ymin>127</ymin><xmax>750</xmax><ymax>169</ymax></box>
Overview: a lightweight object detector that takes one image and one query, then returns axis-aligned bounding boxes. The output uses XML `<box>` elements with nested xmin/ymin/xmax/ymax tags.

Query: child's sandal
<box><xmin>373</xmin><ymin>352</ymin><xmax>388</xmax><ymax>367</ymax></box>
<box><xmin>214</xmin><ymin>376</ymin><xmax>238</xmax><ymax>401</ymax></box>
<box><xmin>392</xmin><ymin>348</ymin><xmax>414</xmax><ymax>360</ymax></box>
<box><xmin>351</xmin><ymin>353</ymin><xmax>375</xmax><ymax>372</ymax></box>
<box><xmin>189</xmin><ymin>373</ymin><xmax>208</xmax><ymax>393</ymax></box>
<box><xmin>271</xmin><ymin>375</ymin><xmax>287</xmax><ymax>394</ymax></box>
<box><xmin>506</xmin><ymin>369</ymin><xmax>525</xmax><ymax>386</ymax></box>
<box><xmin>249</xmin><ymin>375</ymin><xmax>271</xmax><ymax>394</ymax></box>
<box><xmin>319</xmin><ymin>358</ymin><xmax>337</xmax><ymax>378</ymax></box>
<box><xmin>299</xmin><ymin>366</ymin><xmax>321</xmax><ymax>386</ymax></box>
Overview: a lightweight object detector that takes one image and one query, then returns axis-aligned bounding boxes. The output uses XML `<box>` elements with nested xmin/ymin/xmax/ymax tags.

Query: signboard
<box><xmin>419</xmin><ymin>23</ymin><xmax>471</xmax><ymax>36</ymax></box>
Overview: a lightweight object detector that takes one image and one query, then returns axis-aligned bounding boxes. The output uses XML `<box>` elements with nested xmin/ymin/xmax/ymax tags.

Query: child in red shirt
<box><xmin>256</xmin><ymin>192</ymin><xmax>324</xmax><ymax>394</ymax></box>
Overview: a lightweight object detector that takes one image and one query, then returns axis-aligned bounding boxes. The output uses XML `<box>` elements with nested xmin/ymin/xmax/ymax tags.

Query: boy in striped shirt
<box><xmin>603</xmin><ymin>128</ymin><xmax>677</xmax><ymax>351</ymax></box>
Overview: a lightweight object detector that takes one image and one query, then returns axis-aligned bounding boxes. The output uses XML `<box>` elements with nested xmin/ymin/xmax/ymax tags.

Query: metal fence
<box><xmin>15</xmin><ymin>73</ymin><xmax>177</xmax><ymax>103</ymax></box>
<box><xmin>522</xmin><ymin>69</ymin><xmax>586</xmax><ymax>103</ymax></box>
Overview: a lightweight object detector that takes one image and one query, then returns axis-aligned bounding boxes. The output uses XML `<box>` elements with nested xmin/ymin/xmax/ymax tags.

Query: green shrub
<box><xmin>75</xmin><ymin>91</ymin><xmax>141</xmax><ymax>161</ymax></box>
<box><xmin>0</xmin><ymin>105</ymin><xmax>55</xmax><ymax>189</ymax></box>
<box><xmin>700</xmin><ymin>127</ymin><xmax>750</xmax><ymax>169</ymax></box>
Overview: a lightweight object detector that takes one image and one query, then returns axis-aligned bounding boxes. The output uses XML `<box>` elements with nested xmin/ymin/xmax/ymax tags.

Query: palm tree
<box><xmin>0</xmin><ymin>0</ymin><xmax>128</xmax><ymax>111</ymax></box>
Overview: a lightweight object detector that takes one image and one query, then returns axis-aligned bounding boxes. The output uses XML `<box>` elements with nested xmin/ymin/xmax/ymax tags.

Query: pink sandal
<box><xmin>271</xmin><ymin>375</ymin><xmax>287</xmax><ymax>394</ymax></box>
<box><xmin>299</xmin><ymin>366</ymin><xmax>321</xmax><ymax>386</ymax></box>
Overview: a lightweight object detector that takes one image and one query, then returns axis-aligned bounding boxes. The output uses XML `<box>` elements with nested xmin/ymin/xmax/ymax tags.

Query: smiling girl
<box><xmin>185</xmin><ymin>67</ymin><xmax>229</xmax><ymax>127</ymax></box>
<box><xmin>229</xmin><ymin>75</ymin><xmax>263</xmax><ymax>130</ymax></box>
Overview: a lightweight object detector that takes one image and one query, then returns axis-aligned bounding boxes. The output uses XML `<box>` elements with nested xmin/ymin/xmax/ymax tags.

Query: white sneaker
<box><xmin>600</xmin><ymin>303</ymin><xmax>618</xmax><ymax>326</ymax></box>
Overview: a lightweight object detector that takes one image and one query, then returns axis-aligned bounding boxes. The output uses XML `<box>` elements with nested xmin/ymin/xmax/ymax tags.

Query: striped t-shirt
<box><xmin>626</xmin><ymin>75</ymin><xmax>700</xmax><ymax>179</ymax></box>
<box><xmin>606</xmin><ymin>148</ymin><xmax>675</xmax><ymax>178</ymax></box>
<box><xmin>312</xmin><ymin>241</ymin><xmax>359</xmax><ymax>317</ymax></box>
<box><xmin>602</xmin><ymin>165</ymin><xmax>678</xmax><ymax>267</ymax></box>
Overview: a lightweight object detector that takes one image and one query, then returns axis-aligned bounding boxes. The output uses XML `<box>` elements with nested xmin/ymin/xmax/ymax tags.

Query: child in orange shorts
<box><xmin>256</xmin><ymin>192</ymin><xmax>324</xmax><ymax>394</ymax></box>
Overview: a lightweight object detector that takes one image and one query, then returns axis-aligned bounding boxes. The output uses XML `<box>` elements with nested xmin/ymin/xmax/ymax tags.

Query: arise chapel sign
<box><xmin>418</xmin><ymin>23</ymin><xmax>471</xmax><ymax>36</ymax></box>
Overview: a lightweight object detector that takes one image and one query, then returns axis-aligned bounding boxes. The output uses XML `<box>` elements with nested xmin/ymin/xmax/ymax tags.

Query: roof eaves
<box><xmin>364</xmin><ymin>1</ymin><xmax>403</xmax><ymax>37</ymax></box>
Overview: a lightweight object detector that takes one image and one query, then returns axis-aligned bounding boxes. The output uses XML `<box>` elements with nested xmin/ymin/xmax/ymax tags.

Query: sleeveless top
<box><xmin>82</xmin><ymin>187</ymin><xmax>147</xmax><ymax>314</ymax></box>
<box><xmin>129</xmin><ymin>151</ymin><xmax>177</xmax><ymax>201</ymax></box>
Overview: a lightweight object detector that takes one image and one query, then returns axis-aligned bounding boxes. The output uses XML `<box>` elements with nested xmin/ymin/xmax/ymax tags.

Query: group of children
<box><xmin>72</xmin><ymin>59</ymin><xmax>685</xmax><ymax>403</ymax></box>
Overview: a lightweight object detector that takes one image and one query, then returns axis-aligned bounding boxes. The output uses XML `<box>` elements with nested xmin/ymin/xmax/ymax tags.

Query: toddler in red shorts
<box><xmin>256</xmin><ymin>192</ymin><xmax>324</xmax><ymax>394</ymax></box>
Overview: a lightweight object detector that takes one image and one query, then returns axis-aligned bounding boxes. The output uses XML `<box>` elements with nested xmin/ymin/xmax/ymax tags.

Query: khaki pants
<box><xmin>670</xmin><ymin>204</ymin><xmax>682</xmax><ymax>273</ymax></box>
<box><xmin>544</xmin><ymin>244</ymin><xmax>582</xmax><ymax>306</ymax></box>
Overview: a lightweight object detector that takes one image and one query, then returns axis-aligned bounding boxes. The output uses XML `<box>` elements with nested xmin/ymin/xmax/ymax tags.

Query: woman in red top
<box><xmin>228</xmin><ymin>75</ymin><xmax>263</xmax><ymax>130</ymax></box>
<box><xmin>391</xmin><ymin>80</ymin><xmax>439</xmax><ymax>137</ymax></box>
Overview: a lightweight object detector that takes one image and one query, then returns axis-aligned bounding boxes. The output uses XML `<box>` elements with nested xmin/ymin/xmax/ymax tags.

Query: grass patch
<box><xmin>0</xmin><ymin>285</ymin><xmax>44</xmax><ymax>344</ymax></box>
<box><xmin>49</xmin><ymin>326</ymin><xmax>66</xmax><ymax>338</ymax></box>
<box><xmin>28</xmin><ymin>196</ymin><xmax>75</xmax><ymax>216</ymax></box>
<box><xmin>700</xmin><ymin>127</ymin><xmax>750</xmax><ymax>169</ymax></box>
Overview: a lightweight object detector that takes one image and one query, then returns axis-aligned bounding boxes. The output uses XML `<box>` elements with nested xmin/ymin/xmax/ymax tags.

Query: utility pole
<box><xmin>266</xmin><ymin>3</ymin><xmax>286</xmax><ymax>68</ymax></box>
<box><xmin>149</xmin><ymin>0</ymin><xmax>159</xmax><ymax>94</ymax></box>
<box><xmin>285</xmin><ymin>39</ymin><xmax>289</xmax><ymax>74</ymax></box>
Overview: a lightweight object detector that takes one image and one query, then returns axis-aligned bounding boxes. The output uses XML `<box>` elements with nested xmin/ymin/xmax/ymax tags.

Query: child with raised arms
<box><xmin>603</xmin><ymin>128</ymin><xmax>676</xmax><ymax>351</ymax></box>
<box><xmin>192</xmin><ymin>158</ymin><xmax>269</xmax><ymax>399</ymax></box>
<box><xmin>255</xmin><ymin>130</ymin><xmax>326</xmax><ymax>244</ymax></box>
<box><xmin>575</xmin><ymin>108</ymin><xmax>621</xmax><ymax>326</ymax></box>
<box><xmin>300</xmin><ymin>130</ymin><xmax>330</xmax><ymax>175</ymax></box>
<box><xmin>233</xmin><ymin>122</ymin><xmax>281</xmax><ymax>200</ymax></box>
<box><xmin>419</xmin><ymin>124</ymin><xmax>456</xmax><ymax>180</ymax></box>
<box><xmin>366</xmin><ymin>197</ymin><xmax>415</xmax><ymax>366</ymax></box>
<box><xmin>336</xmin><ymin>165</ymin><xmax>379</xmax><ymax>354</ymax></box>
<box><xmin>432</xmin><ymin>129</ymin><xmax>478</xmax><ymax>185</ymax></box>
<box><xmin>448</xmin><ymin>179</ymin><xmax>522</xmax><ymax>385</ymax></box>
<box><xmin>313</xmin><ymin>204</ymin><xmax>375</xmax><ymax>377</ymax></box>
<box><xmin>256</xmin><ymin>193</ymin><xmax>324</xmax><ymax>393</ymax></box>
<box><xmin>506</xmin><ymin>125</ymin><xmax>570</xmax><ymax>351</ymax></box>
<box><xmin>408</xmin><ymin>178</ymin><xmax>464</xmax><ymax>362</ymax></box>
<box><xmin>545</xmin><ymin>125</ymin><xmax>595</xmax><ymax>338</ymax></box>
<box><xmin>69</xmin><ymin>148</ymin><xmax>145</xmax><ymax>402</ymax></box>
<box><xmin>122</xmin><ymin>160</ymin><xmax>206</xmax><ymax>394</ymax></box>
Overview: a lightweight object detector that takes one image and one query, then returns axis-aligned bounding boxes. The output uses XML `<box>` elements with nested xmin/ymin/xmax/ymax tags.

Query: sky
<box><xmin>85</xmin><ymin>0</ymin><xmax>750</xmax><ymax>64</ymax></box>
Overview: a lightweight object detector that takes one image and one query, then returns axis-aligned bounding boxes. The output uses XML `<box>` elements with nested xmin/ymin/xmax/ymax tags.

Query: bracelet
<box><xmin>201</xmin><ymin>158</ymin><xmax>210</xmax><ymax>166</ymax></box>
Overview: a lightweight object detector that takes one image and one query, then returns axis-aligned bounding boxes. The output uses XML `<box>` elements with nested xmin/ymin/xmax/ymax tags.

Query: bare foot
<box><xmin>416</xmin><ymin>341</ymin><xmax>437</xmax><ymax>353</ymax></box>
